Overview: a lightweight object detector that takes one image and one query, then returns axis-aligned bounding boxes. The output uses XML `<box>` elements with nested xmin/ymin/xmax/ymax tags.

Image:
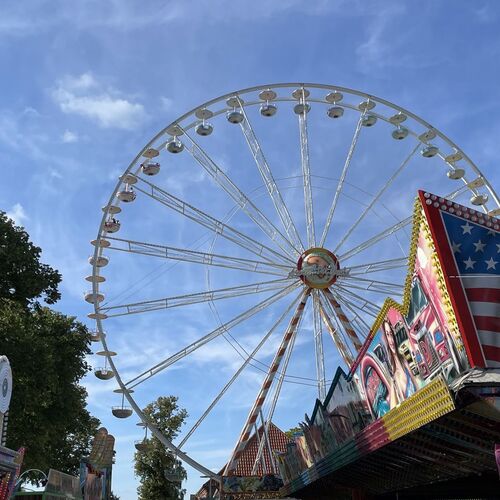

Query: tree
<box><xmin>134</xmin><ymin>396</ymin><xmax>188</xmax><ymax>500</ymax></box>
<box><xmin>285</xmin><ymin>426</ymin><xmax>301</xmax><ymax>439</ymax></box>
<box><xmin>0</xmin><ymin>212</ymin><xmax>61</xmax><ymax>306</ymax></box>
<box><xmin>0</xmin><ymin>213</ymin><xmax>99</xmax><ymax>480</ymax></box>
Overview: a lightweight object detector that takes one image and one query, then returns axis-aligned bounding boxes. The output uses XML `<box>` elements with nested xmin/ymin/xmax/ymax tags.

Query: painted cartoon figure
<box><xmin>360</xmin><ymin>352</ymin><xmax>391</xmax><ymax>418</ymax></box>
<box><xmin>382</xmin><ymin>319</ymin><xmax>417</xmax><ymax>401</ymax></box>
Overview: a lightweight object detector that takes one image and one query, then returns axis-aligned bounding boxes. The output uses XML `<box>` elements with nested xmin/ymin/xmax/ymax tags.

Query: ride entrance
<box><xmin>86</xmin><ymin>84</ymin><xmax>500</xmax><ymax>498</ymax></box>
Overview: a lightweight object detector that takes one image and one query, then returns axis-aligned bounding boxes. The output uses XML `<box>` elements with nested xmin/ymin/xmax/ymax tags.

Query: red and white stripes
<box><xmin>224</xmin><ymin>289</ymin><xmax>311</xmax><ymax>475</ymax></box>
<box><xmin>319</xmin><ymin>304</ymin><xmax>354</xmax><ymax>366</ymax></box>
<box><xmin>322</xmin><ymin>287</ymin><xmax>363</xmax><ymax>351</ymax></box>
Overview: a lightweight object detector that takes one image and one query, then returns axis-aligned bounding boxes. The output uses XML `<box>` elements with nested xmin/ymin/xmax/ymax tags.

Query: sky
<box><xmin>1</xmin><ymin>1</ymin><xmax>500</xmax><ymax>498</ymax></box>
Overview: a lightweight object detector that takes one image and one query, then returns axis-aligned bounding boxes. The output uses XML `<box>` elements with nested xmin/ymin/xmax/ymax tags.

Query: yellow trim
<box><xmin>363</xmin><ymin>196</ymin><xmax>462</xmax><ymax>353</ymax></box>
<box><xmin>382</xmin><ymin>375</ymin><xmax>455</xmax><ymax>441</ymax></box>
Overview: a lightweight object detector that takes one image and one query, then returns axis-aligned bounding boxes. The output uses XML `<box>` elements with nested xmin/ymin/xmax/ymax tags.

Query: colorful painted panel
<box><xmin>419</xmin><ymin>191</ymin><xmax>500</xmax><ymax>367</ymax></box>
<box><xmin>276</xmin><ymin>192</ymin><xmax>496</xmax><ymax>487</ymax></box>
<box><xmin>354</xmin><ymin>198</ymin><xmax>468</xmax><ymax>418</ymax></box>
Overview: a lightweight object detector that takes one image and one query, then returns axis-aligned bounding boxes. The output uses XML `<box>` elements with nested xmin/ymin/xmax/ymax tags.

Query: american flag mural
<box><xmin>420</xmin><ymin>191</ymin><xmax>500</xmax><ymax>367</ymax></box>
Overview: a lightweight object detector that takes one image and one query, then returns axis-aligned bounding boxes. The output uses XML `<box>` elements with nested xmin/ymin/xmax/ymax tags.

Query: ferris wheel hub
<box><xmin>296</xmin><ymin>247</ymin><xmax>340</xmax><ymax>289</ymax></box>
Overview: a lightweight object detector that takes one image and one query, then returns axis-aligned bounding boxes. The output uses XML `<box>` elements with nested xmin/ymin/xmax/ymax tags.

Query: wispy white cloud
<box><xmin>62</xmin><ymin>129</ymin><xmax>78</xmax><ymax>143</ymax></box>
<box><xmin>355</xmin><ymin>4</ymin><xmax>406</xmax><ymax>68</ymax></box>
<box><xmin>0</xmin><ymin>0</ymin><xmax>347</xmax><ymax>38</ymax></box>
<box><xmin>52</xmin><ymin>72</ymin><xmax>148</xmax><ymax>130</ymax></box>
<box><xmin>160</xmin><ymin>96</ymin><xmax>173</xmax><ymax>111</ymax></box>
<box><xmin>473</xmin><ymin>3</ymin><xmax>497</xmax><ymax>24</ymax></box>
<box><xmin>6</xmin><ymin>203</ymin><xmax>29</xmax><ymax>225</ymax></box>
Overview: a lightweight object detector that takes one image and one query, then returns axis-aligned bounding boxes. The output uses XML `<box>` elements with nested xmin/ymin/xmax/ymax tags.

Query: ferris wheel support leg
<box><xmin>251</xmin><ymin>311</ymin><xmax>302</xmax><ymax>475</ymax></box>
<box><xmin>224</xmin><ymin>288</ymin><xmax>311</xmax><ymax>475</ymax></box>
<box><xmin>176</xmin><ymin>292</ymin><xmax>302</xmax><ymax>449</ymax></box>
<box><xmin>322</xmin><ymin>288</ymin><xmax>363</xmax><ymax>351</ymax></box>
<box><xmin>327</xmin><ymin>289</ymin><xmax>371</xmax><ymax>338</ymax></box>
<box><xmin>318</xmin><ymin>299</ymin><xmax>355</xmax><ymax>367</ymax></box>
<box><xmin>259</xmin><ymin>409</ymin><xmax>277</xmax><ymax>475</ymax></box>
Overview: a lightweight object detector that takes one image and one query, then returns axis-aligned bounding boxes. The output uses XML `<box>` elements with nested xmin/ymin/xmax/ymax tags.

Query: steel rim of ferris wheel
<box><xmin>86</xmin><ymin>83</ymin><xmax>500</xmax><ymax>480</ymax></box>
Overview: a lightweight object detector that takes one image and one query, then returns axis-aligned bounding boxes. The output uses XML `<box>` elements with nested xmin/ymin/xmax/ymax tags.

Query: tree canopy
<box><xmin>134</xmin><ymin>396</ymin><xmax>188</xmax><ymax>500</ymax></box>
<box><xmin>285</xmin><ymin>426</ymin><xmax>301</xmax><ymax>439</ymax></box>
<box><xmin>0</xmin><ymin>212</ymin><xmax>61</xmax><ymax>306</ymax></box>
<box><xmin>0</xmin><ymin>212</ymin><xmax>99</xmax><ymax>480</ymax></box>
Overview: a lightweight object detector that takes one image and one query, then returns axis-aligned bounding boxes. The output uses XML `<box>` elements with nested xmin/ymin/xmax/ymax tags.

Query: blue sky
<box><xmin>1</xmin><ymin>1</ymin><xmax>500</xmax><ymax>498</ymax></box>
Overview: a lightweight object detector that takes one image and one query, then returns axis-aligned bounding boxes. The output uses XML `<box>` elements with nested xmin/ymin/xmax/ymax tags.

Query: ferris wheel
<box><xmin>86</xmin><ymin>83</ymin><xmax>500</xmax><ymax>479</ymax></box>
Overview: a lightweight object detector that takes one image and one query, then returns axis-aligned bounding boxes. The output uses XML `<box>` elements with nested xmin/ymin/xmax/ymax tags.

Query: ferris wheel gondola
<box><xmin>87</xmin><ymin>83</ymin><xmax>500</xmax><ymax>479</ymax></box>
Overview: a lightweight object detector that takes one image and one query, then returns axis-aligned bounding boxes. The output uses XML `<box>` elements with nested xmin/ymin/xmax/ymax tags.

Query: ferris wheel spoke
<box><xmin>177</xmin><ymin>291</ymin><xmax>303</xmax><ymax>450</ymax></box>
<box><xmin>104</xmin><ymin>236</ymin><xmax>292</xmax><ymax>277</ymax></box>
<box><xmin>334</xmin><ymin>143</ymin><xmax>420</xmax><ymax>253</ymax></box>
<box><xmin>124</xmin><ymin>282</ymin><xmax>301</xmax><ymax>390</ymax></box>
<box><xmin>237</xmin><ymin>104</ymin><xmax>305</xmax><ymax>254</ymax></box>
<box><xmin>297</xmin><ymin>89</ymin><xmax>316</xmax><ymax>248</ymax></box>
<box><xmin>225</xmin><ymin>289</ymin><xmax>311</xmax><ymax>474</ymax></box>
<box><xmin>134</xmin><ymin>178</ymin><xmax>294</xmax><ymax>265</ymax></box>
<box><xmin>320</xmin><ymin>113</ymin><xmax>365</xmax><ymax>247</ymax></box>
<box><xmin>332</xmin><ymin>284</ymin><xmax>381</xmax><ymax>317</ymax></box>
<box><xmin>321</xmin><ymin>288</ymin><xmax>364</xmax><ymax>350</ymax></box>
<box><xmin>338</xmin><ymin>276</ymin><xmax>404</xmax><ymax>296</ymax></box>
<box><xmin>312</xmin><ymin>290</ymin><xmax>327</xmax><ymax>399</ymax></box>
<box><xmin>338</xmin><ymin>216</ymin><xmax>412</xmax><ymax>262</ymax></box>
<box><xmin>327</xmin><ymin>299</ymin><xmax>360</xmax><ymax>355</ymax></box>
<box><xmin>339</xmin><ymin>183</ymin><xmax>472</xmax><ymax>264</ymax></box>
<box><xmin>99</xmin><ymin>278</ymin><xmax>295</xmax><ymax>318</ymax></box>
<box><xmin>318</xmin><ymin>298</ymin><xmax>354</xmax><ymax>367</ymax></box>
<box><xmin>181</xmin><ymin>128</ymin><xmax>299</xmax><ymax>258</ymax></box>
<box><xmin>344</xmin><ymin>257</ymin><xmax>408</xmax><ymax>276</ymax></box>
<box><xmin>327</xmin><ymin>289</ymin><xmax>372</xmax><ymax>337</ymax></box>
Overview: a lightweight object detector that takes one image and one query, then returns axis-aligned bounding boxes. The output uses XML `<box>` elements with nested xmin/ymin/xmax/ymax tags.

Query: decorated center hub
<box><xmin>296</xmin><ymin>248</ymin><xmax>340</xmax><ymax>289</ymax></box>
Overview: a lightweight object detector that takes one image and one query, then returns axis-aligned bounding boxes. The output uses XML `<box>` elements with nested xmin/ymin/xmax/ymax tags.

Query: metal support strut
<box><xmin>322</xmin><ymin>287</ymin><xmax>363</xmax><ymax>351</ymax></box>
<box><xmin>224</xmin><ymin>288</ymin><xmax>311</xmax><ymax>475</ymax></box>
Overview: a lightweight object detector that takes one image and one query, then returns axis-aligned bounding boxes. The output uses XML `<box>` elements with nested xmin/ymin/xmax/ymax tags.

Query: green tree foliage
<box><xmin>134</xmin><ymin>396</ymin><xmax>188</xmax><ymax>500</ymax></box>
<box><xmin>285</xmin><ymin>426</ymin><xmax>301</xmax><ymax>439</ymax></box>
<box><xmin>0</xmin><ymin>212</ymin><xmax>61</xmax><ymax>306</ymax></box>
<box><xmin>0</xmin><ymin>212</ymin><xmax>99</xmax><ymax>480</ymax></box>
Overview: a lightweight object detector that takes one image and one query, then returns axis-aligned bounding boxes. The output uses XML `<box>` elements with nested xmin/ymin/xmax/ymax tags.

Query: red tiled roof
<box><xmin>195</xmin><ymin>422</ymin><xmax>291</xmax><ymax>498</ymax></box>
<box><xmin>233</xmin><ymin>421</ymin><xmax>290</xmax><ymax>475</ymax></box>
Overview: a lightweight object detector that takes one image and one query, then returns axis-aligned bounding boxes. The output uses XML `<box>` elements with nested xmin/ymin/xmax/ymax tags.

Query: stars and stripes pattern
<box><xmin>441</xmin><ymin>210</ymin><xmax>500</xmax><ymax>366</ymax></box>
<box><xmin>419</xmin><ymin>188</ymin><xmax>500</xmax><ymax>369</ymax></box>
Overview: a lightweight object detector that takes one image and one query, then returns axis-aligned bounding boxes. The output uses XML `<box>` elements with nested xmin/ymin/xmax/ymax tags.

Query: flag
<box><xmin>420</xmin><ymin>191</ymin><xmax>500</xmax><ymax>367</ymax></box>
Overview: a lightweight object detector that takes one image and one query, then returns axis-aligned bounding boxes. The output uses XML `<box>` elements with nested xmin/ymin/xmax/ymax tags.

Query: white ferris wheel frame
<box><xmin>88</xmin><ymin>82</ymin><xmax>500</xmax><ymax>481</ymax></box>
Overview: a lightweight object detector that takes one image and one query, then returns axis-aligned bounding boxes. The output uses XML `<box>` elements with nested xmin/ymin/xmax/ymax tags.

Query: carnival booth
<box><xmin>0</xmin><ymin>356</ymin><xmax>24</xmax><ymax>500</ymax></box>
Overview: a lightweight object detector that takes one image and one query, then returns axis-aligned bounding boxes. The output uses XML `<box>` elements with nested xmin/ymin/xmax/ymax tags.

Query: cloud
<box><xmin>65</xmin><ymin>72</ymin><xmax>97</xmax><ymax>90</ymax></box>
<box><xmin>52</xmin><ymin>73</ymin><xmax>148</xmax><ymax>130</ymax></box>
<box><xmin>6</xmin><ymin>203</ymin><xmax>28</xmax><ymax>225</ymax></box>
<box><xmin>62</xmin><ymin>130</ymin><xmax>78</xmax><ymax>143</ymax></box>
<box><xmin>355</xmin><ymin>5</ymin><xmax>405</xmax><ymax>68</ymax></box>
<box><xmin>160</xmin><ymin>96</ymin><xmax>173</xmax><ymax>111</ymax></box>
<box><xmin>354</xmin><ymin>4</ymin><xmax>440</xmax><ymax>72</ymax></box>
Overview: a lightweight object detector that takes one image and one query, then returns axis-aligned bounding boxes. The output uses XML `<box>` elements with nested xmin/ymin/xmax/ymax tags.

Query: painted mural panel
<box><xmin>324</xmin><ymin>371</ymin><xmax>371</xmax><ymax>446</ymax></box>
<box><xmin>268</xmin><ymin>194</ymin><xmax>494</xmax><ymax>488</ymax></box>
<box><xmin>355</xmin><ymin>217</ymin><xmax>468</xmax><ymax>418</ymax></box>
